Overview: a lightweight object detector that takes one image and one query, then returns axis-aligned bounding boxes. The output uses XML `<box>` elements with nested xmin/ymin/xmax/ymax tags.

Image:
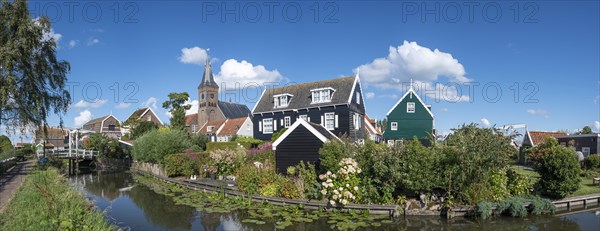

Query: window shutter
<box><xmin>321</xmin><ymin>115</ymin><xmax>324</xmax><ymax>126</ymax></box>
<box><xmin>274</xmin><ymin>122</ymin><xmax>277</xmax><ymax>131</ymax></box>
<box><xmin>308</xmin><ymin>117</ymin><xmax>311</xmax><ymax>122</ymax></box>
<box><xmin>280</xmin><ymin>119</ymin><xmax>283</xmax><ymax>126</ymax></box>
<box><xmin>259</xmin><ymin>121</ymin><xmax>262</xmax><ymax>132</ymax></box>
<box><xmin>335</xmin><ymin>114</ymin><xmax>339</xmax><ymax>128</ymax></box>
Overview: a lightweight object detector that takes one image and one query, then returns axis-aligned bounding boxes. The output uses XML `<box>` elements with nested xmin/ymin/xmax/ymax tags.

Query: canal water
<box><xmin>69</xmin><ymin>172</ymin><xmax>600</xmax><ymax>231</ymax></box>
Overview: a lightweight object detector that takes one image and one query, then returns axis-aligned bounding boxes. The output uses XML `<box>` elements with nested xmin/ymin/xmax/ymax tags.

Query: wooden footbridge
<box><xmin>43</xmin><ymin>149</ymin><xmax>100</xmax><ymax>175</ymax></box>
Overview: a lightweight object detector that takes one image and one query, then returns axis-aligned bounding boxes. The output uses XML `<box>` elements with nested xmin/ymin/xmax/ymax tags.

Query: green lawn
<box><xmin>510</xmin><ymin>165</ymin><xmax>600</xmax><ymax>198</ymax></box>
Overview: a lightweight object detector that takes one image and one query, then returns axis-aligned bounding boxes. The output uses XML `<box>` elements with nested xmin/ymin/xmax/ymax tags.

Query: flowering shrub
<box><xmin>319</xmin><ymin>158</ymin><xmax>362</xmax><ymax>206</ymax></box>
<box><xmin>246</xmin><ymin>142</ymin><xmax>274</xmax><ymax>163</ymax></box>
<box><xmin>209</xmin><ymin>148</ymin><xmax>245</xmax><ymax>176</ymax></box>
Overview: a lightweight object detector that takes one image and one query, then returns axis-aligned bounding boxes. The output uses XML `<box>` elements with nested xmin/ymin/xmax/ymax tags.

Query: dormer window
<box><xmin>273</xmin><ymin>94</ymin><xmax>292</xmax><ymax>108</ymax></box>
<box><xmin>207</xmin><ymin>126</ymin><xmax>215</xmax><ymax>132</ymax></box>
<box><xmin>311</xmin><ymin>87</ymin><xmax>335</xmax><ymax>104</ymax></box>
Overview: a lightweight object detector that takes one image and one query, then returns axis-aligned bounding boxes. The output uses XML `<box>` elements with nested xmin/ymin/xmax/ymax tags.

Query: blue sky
<box><xmin>4</xmin><ymin>1</ymin><xmax>600</xmax><ymax>142</ymax></box>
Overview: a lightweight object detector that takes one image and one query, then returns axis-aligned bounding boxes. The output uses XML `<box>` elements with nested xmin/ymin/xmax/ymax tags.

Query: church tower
<box><xmin>198</xmin><ymin>57</ymin><xmax>221</xmax><ymax>127</ymax></box>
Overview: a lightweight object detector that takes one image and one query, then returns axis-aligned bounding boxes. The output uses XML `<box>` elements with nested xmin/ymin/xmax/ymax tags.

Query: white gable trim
<box><xmin>142</xmin><ymin>107</ymin><xmax>165</xmax><ymax>126</ymax></box>
<box><xmin>347</xmin><ymin>75</ymin><xmax>359</xmax><ymax>104</ymax></box>
<box><xmin>525</xmin><ymin>130</ymin><xmax>534</xmax><ymax>146</ymax></box>
<box><xmin>252</xmin><ymin>89</ymin><xmax>267</xmax><ymax>114</ymax></box>
<box><xmin>272</xmin><ymin>119</ymin><xmax>340</xmax><ymax>150</ymax></box>
<box><xmin>215</xmin><ymin>119</ymin><xmax>229</xmax><ymax>136</ymax></box>
<box><xmin>385</xmin><ymin>88</ymin><xmax>434</xmax><ymax>118</ymax></box>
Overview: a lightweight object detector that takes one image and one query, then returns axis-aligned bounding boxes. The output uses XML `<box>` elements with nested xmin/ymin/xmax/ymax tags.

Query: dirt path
<box><xmin>0</xmin><ymin>160</ymin><xmax>35</xmax><ymax>214</ymax></box>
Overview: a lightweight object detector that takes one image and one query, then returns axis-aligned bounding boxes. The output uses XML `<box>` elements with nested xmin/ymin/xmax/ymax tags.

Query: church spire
<box><xmin>199</xmin><ymin>52</ymin><xmax>218</xmax><ymax>88</ymax></box>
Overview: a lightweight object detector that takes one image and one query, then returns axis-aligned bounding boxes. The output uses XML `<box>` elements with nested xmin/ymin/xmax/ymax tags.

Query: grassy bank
<box><xmin>510</xmin><ymin>165</ymin><xmax>600</xmax><ymax>197</ymax></box>
<box><xmin>0</xmin><ymin>168</ymin><xmax>113</xmax><ymax>231</ymax></box>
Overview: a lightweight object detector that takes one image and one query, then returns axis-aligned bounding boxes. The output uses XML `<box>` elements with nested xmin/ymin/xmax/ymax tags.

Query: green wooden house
<box><xmin>383</xmin><ymin>86</ymin><xmax>434</xmax><ymax>146</ymax></box>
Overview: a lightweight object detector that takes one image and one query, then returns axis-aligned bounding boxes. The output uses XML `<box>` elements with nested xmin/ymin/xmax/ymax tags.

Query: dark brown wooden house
<box><xmin>82</xmin><ymin>115</ymin><xmax>123</xmax><ymax>139</ymax></box>
<box><xmin>557</xmin><ymin>133</ymin><xmax>600</xmax><ymax>157</ymax></box>
<box><xmin>272</xmin><ymin>119</ymin><xmax>340</xmax><ymax>174</ymax></box>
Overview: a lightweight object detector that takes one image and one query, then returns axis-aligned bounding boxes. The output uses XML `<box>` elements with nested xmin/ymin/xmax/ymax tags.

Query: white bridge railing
<box><xmin>47</xmin><ymin>149</ymin><xmax>99</xmax><ymax>159</ymax></box>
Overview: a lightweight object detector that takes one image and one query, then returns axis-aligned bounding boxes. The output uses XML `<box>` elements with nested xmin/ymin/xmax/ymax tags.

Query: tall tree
<box><xmin>579</xmin><ymin>126</ymin><xmax>593</xmax><ymax>134</ymax></box>
<box><xmin>0</xmin><ymin>0</ymin><xmax>71</xmax><ymax>131</ymax></box>
<box><xmin>162</xmin><ymin>92</ymin><xmax>191</xmax><ymax>130</ymax></box>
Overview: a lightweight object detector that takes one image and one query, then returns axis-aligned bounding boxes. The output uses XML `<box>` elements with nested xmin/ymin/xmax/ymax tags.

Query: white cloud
<box><xmin>165</xmin><ymin>111</ymin><xmax>172</xmax><ymax>118</ymax></box>
<box><xmin>480</xmin><ymin>118</ymin><xmax>491</xmax><ymax>127</ymax></box>
<box><xmin>87</xmin><ymin>37</ymin><xmax>99</xmax><ymax>46</ymax></box>
<box><xmin>42</xmin><ymin>28</ymin><xmax>62</xmax><ymax>44</ymax></box>
<box><xmin>365</xmin><ymin>92</ymin><xmax>375</xmax><ymax>99</ymax></box>
<box><xmin>527</xmin><ymin>109</ymin><xmax>549</xmax><ymax>119</ymax></box>
<box><xmin>143</xmin><ymin>97</ymin><xmax>158</xmax><ymax>109</ymax></box>
<box><xmin>594</xmin><ymin>95</ymin><xmax>599</xmax><ymax>104</ymax></box>
<box><xmin>73</xmin><ymin>99</ymin><xmax>107</xmax><ymax>108</ymax></box>
<box><xmin>594</xmin><ymin>121</ymin><xmax>600</xmax><ymax>132</ymax></box>
<box><xmin>185</xmin><ymin>99</ymin><xmax>198</xmax><ymax>115</ymax></box>
<box><xmin>115</xmin><ymin>102</ymin><xmax>132</xmax><ymax>109</ymax></box>
<box><xmin>179</xmin><ymin>47</ymin><xmax>209</xmax><ymax>65</ymax></box>
<box><xmin>440</xmin><ymin>108</ymin><xmax>449</xmax><ymax>112</ymax></box>
<box><xmin>215</xmin><ymin>59</ymin><xmax>285</xmax><ymax>90</ymax></box>
<box><xmin>356</xmin><ymin>41</ymin><xmax>472</xmax><ymax>102</ymax></box>
<box><xmin>68</xmin><ymin>40</ymin><xmax>79</xmax><ymax>48</ymax></box>
<box><xmin>74</xmin><ymin>110</ymin><xmax>92</xmax><ymax>127</ymax></box>
<box><xmin>357</xmin><ymin>41</ymin><xmax>470</xmax><ymax>89</ymax></box>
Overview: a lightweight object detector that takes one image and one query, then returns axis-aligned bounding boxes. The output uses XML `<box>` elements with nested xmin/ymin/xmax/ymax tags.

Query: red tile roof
<box><xmin>218</xmin><ymin>118</ymin><xmax>248</xmax><ymax>136</ymax></box>
<box><xmin>198</xmin><ymin>119</ymin><xmax>226</xmax><ymax>134</ymax></box>
<box><xmin>528</xmin><ymin>131</ymin><xmax>567</xmax><ymax>146</ymax></box>
<box><xmin>185</xmin><ymin>113</ymin><xmax>198</xmax><ymax>126</ymax></box>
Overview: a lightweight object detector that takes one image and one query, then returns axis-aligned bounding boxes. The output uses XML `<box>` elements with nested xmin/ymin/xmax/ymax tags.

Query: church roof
<box><xmin>198</xmin><ymin>58</ymin><xmax>218</xmax><ymax>88</ymax></box>
<box><xmin>218</xmin><ymin>101</ymin><xmax>251</xmax><ymax>119</ymax></box>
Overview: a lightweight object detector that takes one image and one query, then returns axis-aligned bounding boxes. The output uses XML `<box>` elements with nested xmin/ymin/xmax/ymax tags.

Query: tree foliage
<box><xmin>162</xmin><ymin>92</ymin><xmax>191</xmax><ymax>130</ymax></box>
<box><xmin>132</xmin><ymin>129</ymin><xmax>192</xmax><ymax>164</ymax></box>
<box><xmin>579</xmin><ymin>126</ymin><xmax>593</xmax><ymax>135</ymax></box>
<box><xmin>0</xmin><ymin>0</ymin><xmax>70</xmax><ymax>129</ymax></box>
<box><xmin>533</xmin><ymin>137</ymin><xmax>581</xmax><ymax>199</ymax></box>
<box><xmin>83</xmin><ymin>133</ymin><xmax>126</xmax><ymax>158</ymax></box>
<box><xmin>0</xmin><ymin>135</ymin><xmax>13</xmax><ymax>153</ymax></box>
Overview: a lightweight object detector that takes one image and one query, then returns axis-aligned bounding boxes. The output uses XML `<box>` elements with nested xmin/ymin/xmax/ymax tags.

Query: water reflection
<box><xmin>69</xmin><ymin>172</ymin><xmax>600</xmax><ymax>231</ymax></box>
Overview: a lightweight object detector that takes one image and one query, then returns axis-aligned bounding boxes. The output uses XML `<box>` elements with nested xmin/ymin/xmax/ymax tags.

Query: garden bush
<box><xmin>206</xmin><ymin>142</ymin><xmax>239</xmax><ymax>152</ymax></box>
<box><xmin>246</xmin><ymin>142</ymin><xmax>274</xmax><ymax>164</ymax></box>
<box><xmin>506</xmin><ymin>169</ymin><xmax>534</xmax><ymax>196</ymax></box>
<box><xmin>190</xmin><ymin>133</ymin><xmax>210</xmax><ymax>151</ymax></box>
<box><xmin>235</xmin><ymin>136</ymin><xmax>264</xmax><ymax>148</ymax></box>
<box><xmin>278</xmin><ymin>177</ymin><xmax>302</xmax><ymax>199</ymax></box>
<box><xmin>583</xmin><ymin>154</ymin><xmax>600</xmax><ymax>170</ymax></box>
<box><xmin>132</xmin><ymin>129</ymin><xmax>192</xmax><ymax>164</ymax></box>
<box><xmin>164</xmin><ymin>153</ymin><xmax>196</xmax><ymax>177</ymax></box>
<box><xmin>235</xmin><ymin>163</ymin><xmax>261</xmax><ymax>196</ymax></box>
<box><xmin>209</xmin><ymin>148</ymin><xmax>245</xmax><ymax>176</ymax></box>
<box><xmin>296</xmin><ymin>161</ymin><xmax>320</xmax><ymax>199</ymax></box>
<box><xmin>533</xmin><ymin>137</ymin><xmax>581</xmax><ymax>199</ymax></box>
<box><xmin>319</xmin><ymin>139</ymin><xmax>353</xmax><ymax>173</ymax></box>
<box><xmin>319</xmin><ymin>158</ymin><xmax>362</xmax><ymax>206</ymax></box>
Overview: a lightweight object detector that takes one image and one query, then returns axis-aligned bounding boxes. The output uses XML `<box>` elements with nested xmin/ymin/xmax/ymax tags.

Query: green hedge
<box><xmin>132</xmin><ymin>129</ymin><xmax>192</xmax><ymax>164</ymax></box>
<box><xmin>583</xmin><ymin>154</ymin><xmax>600</xmax><ymax>170</ymax></box>
<box><xmin>206</xmin><ymin>142</ymin><xmax>240</xmax><ymax>152</ymax></box>
<box><xmin>164</xmin><ymin>152</ymin><xmax>211</xmax><ymax>177</ymax></box>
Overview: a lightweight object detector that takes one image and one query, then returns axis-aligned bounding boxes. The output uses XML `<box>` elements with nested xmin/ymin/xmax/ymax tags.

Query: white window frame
<box><xmin>299</xmin><ymin>115</ymin><xmax>308</xmax><ymax>121</ymax></box>
<box><xmin>391</xmin><ymin>122</ymin><xmax>398</xmax><ymax>131</ymax></box>
<box><xmin>207</xmin><ymin>126</ymin><xmax>215</xmax><ymax>133</ymax></box>
<box><xmin>191</xmin><ymin>124</ymin><xmax>198</xmax><ymax>133</ymax></box>
<box><xmin>387</xmin><ymin>140</ymin><xmax>394</xmax><ymax>146</ymax></box>
<box><xmin>262</xmin><ymin>118</ymin><xmax>273</xmax><ymax>134</ymax></box>
<box><xmin>311</xmin><ymin>88</ymin><xmax>335</xmax><ymax>104</ymax></box>
<box><xmin>273</xmin><ymin>94</ymin><xmax>292</xmax><ymax>108</ymax></box>
<box><xmin>582</xmin><ymin>147</ymin><xmax>591</xmax><ymax>157</ymax></box>
<box><xmin>284</xmin><ymin>116</ymin><xmax>291</xmax><ymax>128</ymax></box>
<box><xmin>353</xmin><ymin>113</ymin><xmax>361</xmax><ymax>130</ymax></box>
<box><xmin>324</xmin><ymin>113</ymin><xmax>335</xmax><ymax>130</ymax></box>
<box><xmin>407</xmin><ymin>102</ymin><xmax>415</xmax><ymax>113</ymax></box>
<box><xmin>356</xmin><ymin>92</ymin><xmax>361</xmax><ymax>104</ymax></box>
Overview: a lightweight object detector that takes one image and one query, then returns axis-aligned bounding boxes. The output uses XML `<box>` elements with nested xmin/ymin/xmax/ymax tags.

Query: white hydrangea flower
<box><xmin>353</xmin><ymin>186</ymin><xmax>358</xmax><ymax>191</ymax></box>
